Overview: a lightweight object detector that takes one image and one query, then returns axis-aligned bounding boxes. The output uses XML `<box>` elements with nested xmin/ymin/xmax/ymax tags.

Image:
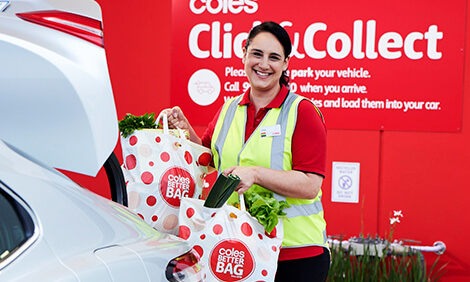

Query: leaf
<box><xmin>118</xmin><ymin>113</ymin><xmax>157</xmax><ymax>138</ymax></box>
<box><xmin>244</xmin><ymin>189</ymin><xmax>290</xmax><ymax>233</ymax></box>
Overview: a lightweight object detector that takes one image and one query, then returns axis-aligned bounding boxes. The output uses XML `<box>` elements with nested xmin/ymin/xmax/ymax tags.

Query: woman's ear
<box><xmin>242</xmin><ymin>47</ymin><xmax>247</xmax><ymax>64</ymax></box>
<box><xmin>283</xmin><ymin>56</ymin><xmax>290</xmax><ymax>71</ymax></box>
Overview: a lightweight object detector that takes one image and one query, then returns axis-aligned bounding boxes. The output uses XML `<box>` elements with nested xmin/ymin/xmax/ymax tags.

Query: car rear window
<box><xmin>0</xmin><ymin>184</ymin><xmax>35</xmax><ymax>265</ymax></box>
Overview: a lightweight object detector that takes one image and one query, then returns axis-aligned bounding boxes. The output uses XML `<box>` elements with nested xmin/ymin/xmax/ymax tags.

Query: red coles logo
<box><xmin>160</xmin><ymin>166</ymin><xmax>195</xmax><ymax>207</ymax></box>
<box><xmin>210</xmin><ymin>239</ymin><xmax>255</xmax><ymax>281</ymax></box>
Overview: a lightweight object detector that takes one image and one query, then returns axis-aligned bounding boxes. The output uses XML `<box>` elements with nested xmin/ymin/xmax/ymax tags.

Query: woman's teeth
<box><xmin>255</xmin><ymin>70</ymin><xmax>270</xmax><ymax>77</ymax></box>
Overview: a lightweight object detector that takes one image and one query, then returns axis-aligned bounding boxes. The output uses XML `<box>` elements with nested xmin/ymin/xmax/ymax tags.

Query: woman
<box><xmin>164</xmin><ymin>21</ymin><xmax>329</xmax><ymax>281</ymax></box>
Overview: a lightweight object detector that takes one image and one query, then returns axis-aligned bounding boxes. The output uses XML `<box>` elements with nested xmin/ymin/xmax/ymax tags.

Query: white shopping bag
<box><xmin>121</xmin><ymin>113</ymin><xmax>212</xmax><ymax>235</ymax></box>
<box><xmin>178</xmin><ymin>196</ymin><xmax>283</xmax><ymax>282</ymax></box>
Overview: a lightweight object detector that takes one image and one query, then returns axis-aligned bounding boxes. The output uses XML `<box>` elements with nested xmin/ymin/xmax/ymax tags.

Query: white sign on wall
<box><xmin>332</xmin><ymin>162</ymin><xmax>360</xmax><ymax>203</ymax></box>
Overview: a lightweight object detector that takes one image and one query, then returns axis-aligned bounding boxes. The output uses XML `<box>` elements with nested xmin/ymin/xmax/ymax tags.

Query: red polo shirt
<box><xmin>201</xmin><ymin>85</ymin><xmax>327</xmax><ymax>260</ymax></box>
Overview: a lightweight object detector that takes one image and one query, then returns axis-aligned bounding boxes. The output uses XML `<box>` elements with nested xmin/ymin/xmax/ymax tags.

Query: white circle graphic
<box><xmin>188</xmin><ymin>69</ymin><xmax>220</xmax><ymax>106</ymax></box>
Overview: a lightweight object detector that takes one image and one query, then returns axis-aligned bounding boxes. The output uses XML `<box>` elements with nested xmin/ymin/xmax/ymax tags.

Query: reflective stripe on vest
<box><xmin>211</xmin><ymin>92</ymin><xmax>328</xmax><ymax>248</ymax></box>
<box><xmin>213</xmin><ymin>95</ymin><xmax>243</xmax><ymax>172</ymax></box>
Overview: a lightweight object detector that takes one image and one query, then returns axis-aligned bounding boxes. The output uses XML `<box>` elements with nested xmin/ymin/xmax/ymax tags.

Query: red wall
<box><xmin>91</xmin><ymin>0</ymin><xmax>470</xmax><ymax>280</ymax></box>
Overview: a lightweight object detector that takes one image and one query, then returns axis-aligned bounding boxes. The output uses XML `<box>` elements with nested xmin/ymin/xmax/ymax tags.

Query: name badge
<box><xmin>260</xmin><ymin>124</ymin><xmax>281</xmax><ymax>137</ymax></box>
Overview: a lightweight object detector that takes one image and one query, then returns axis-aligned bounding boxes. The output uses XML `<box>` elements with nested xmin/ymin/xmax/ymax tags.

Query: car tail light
<box><xmin>16</xmin><ymin>10</ymin><xmax>103</xmax><ymax>47</ymax></box>
<box><xmin>166</xmin><ymin>249</ymin><xmax>205</xmax><ymax>282</ymax></box>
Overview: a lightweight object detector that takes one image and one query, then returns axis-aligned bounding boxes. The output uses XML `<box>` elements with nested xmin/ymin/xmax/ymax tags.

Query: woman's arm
<box><xmin>223</xmin><ymin>166</ymin><xmax>323</xmax><ymax>199</ymax></box>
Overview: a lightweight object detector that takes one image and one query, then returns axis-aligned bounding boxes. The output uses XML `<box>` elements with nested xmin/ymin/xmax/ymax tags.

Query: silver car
<box><xmin>0</xmin><ymin>140</ymin><xmax>205</xmax><ymax>281</ymax></box>
<box><xmin>0</xmin><ymin>0</ymin><xmax>205</xmax><ymax>281</ymax></box>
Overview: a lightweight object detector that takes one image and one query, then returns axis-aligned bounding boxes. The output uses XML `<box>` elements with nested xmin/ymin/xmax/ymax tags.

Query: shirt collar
<box><xmin>239</xmin><ymin>85</ymin><xmax>289</xmax><ymax>109</ymax></box>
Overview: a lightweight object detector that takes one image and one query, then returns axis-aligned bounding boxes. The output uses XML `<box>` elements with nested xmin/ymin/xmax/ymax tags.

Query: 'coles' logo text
<box><xmin>189</xmin><ymin>0</ymin><xmax>258</xmax><ymax>15</ymax></box>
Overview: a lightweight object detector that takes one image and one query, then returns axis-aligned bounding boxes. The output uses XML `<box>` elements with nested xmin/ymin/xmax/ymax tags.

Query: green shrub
<box><xmin>327</xmin><ymin>236</ymin><xmax>447</xmax><ymax>282</ymax></box>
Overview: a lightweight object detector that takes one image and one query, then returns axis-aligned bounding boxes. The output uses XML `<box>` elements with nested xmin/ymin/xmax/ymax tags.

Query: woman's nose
<box><xmin>258</xmin><ymin>56</ymin><xmax>269</xmax><ymax>69</ymax></box>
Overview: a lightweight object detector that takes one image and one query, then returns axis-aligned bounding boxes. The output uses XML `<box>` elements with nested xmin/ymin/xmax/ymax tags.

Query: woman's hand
<box><xmin>223</xmin><ymin>165</ymin><xmax>323</xmax><ymax>199</ymax></box>
<box><xmin>160</xmin><ymin>106</ymin><xmax>189</xmax><ymax>130</ymax></box>
<box><xmin>159</xmin><ymin>106</ymin><xmax>202</xmax><ymax>145</ymax></box>
<box><xmin>223</xmin><ymin>166</ymin><xmax>257</xmax><ymax>194</ymax></box>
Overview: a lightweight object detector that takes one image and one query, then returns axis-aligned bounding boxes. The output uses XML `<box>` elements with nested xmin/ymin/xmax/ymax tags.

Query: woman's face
<box><xmin>243</xmin><ymin>32</ymin><xmax>289</xmax><ymax>95</ymax></box>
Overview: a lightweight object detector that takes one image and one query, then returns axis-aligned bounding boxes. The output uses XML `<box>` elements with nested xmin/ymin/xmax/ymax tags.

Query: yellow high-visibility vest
<box><xmin>211</xmin><ymin>92</ymin><xmax>328</xmax><ymax>249</ymax></box>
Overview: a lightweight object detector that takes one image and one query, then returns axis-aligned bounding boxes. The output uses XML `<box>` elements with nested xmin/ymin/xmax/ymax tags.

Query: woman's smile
<box><xmin>254</xmin><ymin>69</ymin><xmax>273</xmax><ymax>77</ymax></box>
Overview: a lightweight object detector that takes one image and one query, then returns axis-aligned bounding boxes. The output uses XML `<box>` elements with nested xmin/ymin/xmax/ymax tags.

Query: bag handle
<box><xmin>155</xmin><ymin>112</ymin><xmax>186</xmax><ymax>138</ymax></box>
<box><xmin>155</xmin><ymin>112</ymin><xmax>169</xmax><ymax>135</ymax></box>
<box><xmin>239</xmin><ymin>193</ymin><xmax>246</xmax><ymax>212</ymax></box>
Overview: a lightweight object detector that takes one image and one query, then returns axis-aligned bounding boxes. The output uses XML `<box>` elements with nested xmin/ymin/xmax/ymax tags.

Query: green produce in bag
<box><xmin>204</xmin><ymin>173</ymin><xmax>240</xmax><ymax>208</ymax></box>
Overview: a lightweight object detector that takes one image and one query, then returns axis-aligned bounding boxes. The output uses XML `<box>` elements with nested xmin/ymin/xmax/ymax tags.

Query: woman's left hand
<box><xmin>223</xmin><ymin>166</ymin><xmax>256</xmax><ymax>194</ymax></box>
<box><xmin>223</xmin><ymin>165</ymin><xmax>323</xmax><ymax>199</ymax></box>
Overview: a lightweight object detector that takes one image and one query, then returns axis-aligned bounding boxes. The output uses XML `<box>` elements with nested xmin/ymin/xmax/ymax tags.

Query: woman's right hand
<box><xmin>160</xmin><ymin>106</ymin><xmax>189</xmax><ymax>130</ymax></box>
<box><xmin>160</xmin><ymin>106</ymin><xmax>202</xmax><ymax>145</ymax></box>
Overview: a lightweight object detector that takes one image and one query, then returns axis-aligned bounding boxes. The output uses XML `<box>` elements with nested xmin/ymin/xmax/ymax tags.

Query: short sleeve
<box><xmin>201</xmin><ymin>106</ymin><xmax>223</xmax><ymax>149</ymax></box>
<box><xmin>291</xmin><ymin>99</ymin><xmax>327</xmax><ymax>177</ymax></box>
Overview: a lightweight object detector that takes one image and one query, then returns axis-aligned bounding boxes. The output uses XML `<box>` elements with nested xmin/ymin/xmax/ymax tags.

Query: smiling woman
<box><xmin>161</xmin><ymin>21</ymin><xmax>330</xmax><ymax>282</ymax></box>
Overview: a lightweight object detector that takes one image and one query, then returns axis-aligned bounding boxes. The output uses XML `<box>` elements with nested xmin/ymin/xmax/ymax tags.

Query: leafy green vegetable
<box><xmin>118</xmin><ymin>113</ymin><xmax>157</xmax><ymax>138</ymax></box>
<box><xmin>244</xmin><ymin>190</ymin><xmax>290</xmax><ymax>234</ymax></box>
<box><xmin>203</xmin><ymin>173</ymin><xmax>289</xmax><ymax>234</ymax></box>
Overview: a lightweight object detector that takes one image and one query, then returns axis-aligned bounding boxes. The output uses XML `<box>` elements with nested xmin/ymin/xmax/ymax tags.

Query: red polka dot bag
<box><xmin>120</xmin><ymin>113</ymin><xmax>212</xmax><ymax>235</ymax></box>
<box><xmin>178</xmin><ymin>195</ymin><xmax>283</xmax><ymax>282</ymax></box>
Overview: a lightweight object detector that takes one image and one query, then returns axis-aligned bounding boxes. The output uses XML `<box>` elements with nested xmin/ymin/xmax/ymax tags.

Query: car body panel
<box><xmin>0</xmin><ymin>140</ymin><xmax>194</xmax><ymax>281</ymax></box>
<box><xmin>0</xmin><ymin>0</ymin><xmax>102</xmax><ymax>20</ymax></box>
<box><xmin>0</xmin><ymin>0</ymin><xmax>118</xmax><ymax>176</ymax></box>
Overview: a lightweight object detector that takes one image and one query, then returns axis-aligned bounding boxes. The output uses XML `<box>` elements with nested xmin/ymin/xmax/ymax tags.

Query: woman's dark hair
<box><xmin>244</xmin><ymin>21</ymin><xmax>292</xmax><ymax>86</ymax></box>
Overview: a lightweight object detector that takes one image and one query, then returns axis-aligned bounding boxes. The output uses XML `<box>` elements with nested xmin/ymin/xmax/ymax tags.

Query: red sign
<box><xmin>171</xmin><ymin>0</ymin><xmax>466</xmax><ymax>132</ymax></box>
